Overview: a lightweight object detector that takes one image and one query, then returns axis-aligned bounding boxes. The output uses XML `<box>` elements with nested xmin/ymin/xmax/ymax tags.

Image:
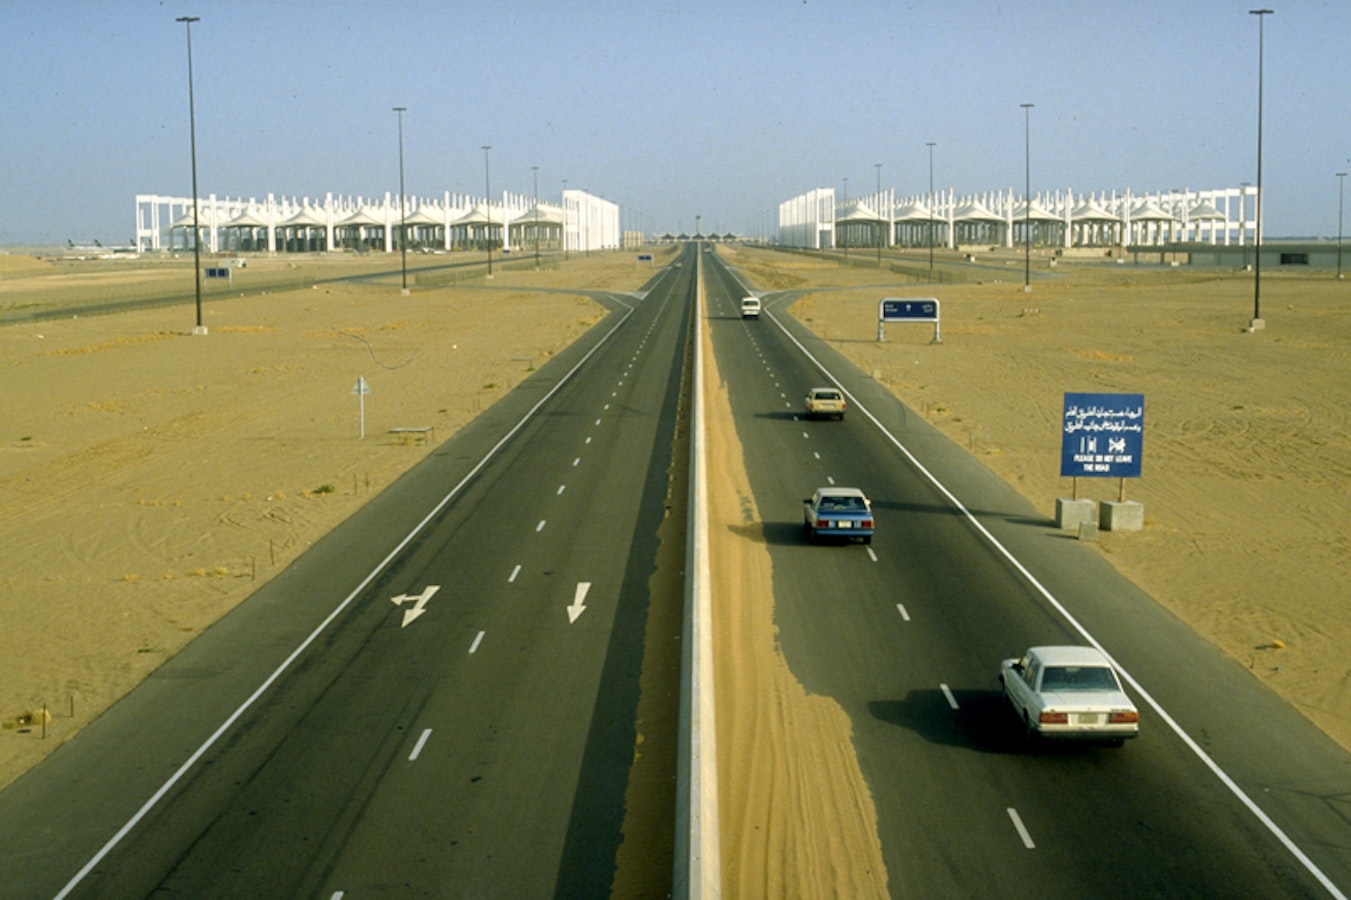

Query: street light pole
<box><xmin>176</xmin><ymin>15</ymin><xmax>204</xmax><ymax>334</ymax></box>
<box><xmin>1338</xmin><ymin>172</ymin><xmax>1347</xmax><ymax>280</ymax></box>
<box><xmin>562</xmin><ymin>178</ymin><xmax>569</xmax><ymax>261</ymax></box>
<box><xmin>927</xmin><ymin>142</ymin><xmax>937</xmax><ymax>273</ymax></box>
<box><xmin>532</xmin><ymin>165</ymin><xmax>540</xmax><ymax>269</ymax></box>
<box><xmin>1250</xmin><ymin>8</ymin><xmax>1273</xmax><ymax>325</ymax></box>
<box><xmin>1021</xmin><ymin>103</ymin><xmax>1034</xmax><ymax>292</ymax></box>
<box><xmin>482</xmin><ymin>145</ymin><xmax>492</xmax><ymax>277</ymax></box>
<box><xmin>393</xmin><ymin>106</ymin><xmax>407</xmax><ymax>293</ymax></box>
<box><xmin>876</xmin><ymin>162</ymin><xmax>883</xmax><ymax>266</ymax></box>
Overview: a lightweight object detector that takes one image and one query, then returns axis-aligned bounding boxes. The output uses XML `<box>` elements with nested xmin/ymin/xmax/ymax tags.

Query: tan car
<box><xmin>804</xmin><ymin>387</ymin><xmax>846</xmax><ymax>421</ymax></box>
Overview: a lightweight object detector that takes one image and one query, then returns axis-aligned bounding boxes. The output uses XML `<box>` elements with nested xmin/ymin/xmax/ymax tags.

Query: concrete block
<box><xmin>1056</xmin><ymin>498</ymin><xmax>1096</xmax><ymax>532</ymax></box>
<box><xmin>1100</xmin><ymin>500</ymin><xmax>1144</xmax><ymax>532</ymax></box>
<box><xmin>1077</xmin><ymin>520</ymin><xmax>1099</xmax><ymax>542</ymax></box>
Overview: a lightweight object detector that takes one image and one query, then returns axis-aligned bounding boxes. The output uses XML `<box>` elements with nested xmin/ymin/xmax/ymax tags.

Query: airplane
<box><xmin>63</xmin><ymin>238</ymin><xmax>139</xmax><ymax>259</ymax></box>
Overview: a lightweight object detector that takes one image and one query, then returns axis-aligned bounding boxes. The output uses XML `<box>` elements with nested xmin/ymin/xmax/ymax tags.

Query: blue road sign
<box><xmin>879</xmin><ymin>298</ymin><xmax>939</xmax><ymax>322</ymax></box>
<box><xmin>1060</xmin><ymin>392</ymin><xmax>1144</xmax><ymax>478</ymax></box>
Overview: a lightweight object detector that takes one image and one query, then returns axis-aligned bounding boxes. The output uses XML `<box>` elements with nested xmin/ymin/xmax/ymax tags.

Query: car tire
<box><xmin>863</xmin><ymin>535</ymin><xmax>872</xmax><ymax>545</ymax></box>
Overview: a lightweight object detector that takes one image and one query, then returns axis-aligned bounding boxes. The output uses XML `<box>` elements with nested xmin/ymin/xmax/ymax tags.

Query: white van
<box><xmin>740</xmin><ymin>297</ymin><xmax>761</xmax><ymax>319</ymax></box>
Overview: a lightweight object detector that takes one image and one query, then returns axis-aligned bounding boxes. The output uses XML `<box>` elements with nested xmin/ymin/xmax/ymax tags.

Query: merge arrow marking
<box><xmin>567</xmin><ymin>582</ymin><xmax>591</xmax><ymax>624</ymax></box>
<box><xmin>391</xmin><ymin>585</ymin><xmax>440</xmax><ymax>628</ymax></box>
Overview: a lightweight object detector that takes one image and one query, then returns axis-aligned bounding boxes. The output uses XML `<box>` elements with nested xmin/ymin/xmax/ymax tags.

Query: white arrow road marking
<box><xmin>568</xmin><ymin>582</ymin><xmax>591</xmax><ymax>624</ymax></box>
<box><xmin>390</xmin><ymin>585</ymin><xmax>440</xmax><ymax>628</ymax></box>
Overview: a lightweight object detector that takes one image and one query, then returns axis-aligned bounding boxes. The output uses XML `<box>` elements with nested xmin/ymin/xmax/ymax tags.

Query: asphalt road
<box><xmin>0</xmin><ymin>249</ymin><xmax>694</xmax><ymax>898</ymax></box>
<box><xmin>701</xmin><ymin>249</ymin><xmax>1350</xmax><ymax>898</ymax></box>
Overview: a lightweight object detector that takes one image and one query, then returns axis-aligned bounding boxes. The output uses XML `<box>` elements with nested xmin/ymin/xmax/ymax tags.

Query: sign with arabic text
<box><xmin>1060</xmin><ymin>392</ymin><xmax>1144</xmax><ymax>478</ymax></box>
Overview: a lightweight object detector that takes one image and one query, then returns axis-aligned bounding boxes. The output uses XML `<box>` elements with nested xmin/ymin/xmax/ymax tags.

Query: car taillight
<box><xmin>1039</xmin><ymin>711</ymin><xmax>1068</xmax><ymax>724</ymax></box>
<box><xmin>816</xmin><ymin>519</ymin><xmax>829</xmax><ymax>528</ymax></box>
<box><xmin>861</xmin><ymin>519</ymin><xmax>874</xmax><ymax>528</ymax></box>
<box><xmin>1109</xmin><ymin>711</ymin><xmax>1139</xmax><ymax>724</ymax></box>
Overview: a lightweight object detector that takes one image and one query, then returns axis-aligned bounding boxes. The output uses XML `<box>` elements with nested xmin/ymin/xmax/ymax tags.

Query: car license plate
<box><xmin>1077</xmin><ymin>713</ymin><xmax>1103</xmax><ymax>725</ymax></box>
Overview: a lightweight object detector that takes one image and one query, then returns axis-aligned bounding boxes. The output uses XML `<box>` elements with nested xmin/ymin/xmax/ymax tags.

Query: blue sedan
<box><xmin>803</xmin><ymin>487</ymin><xmax>874</xmax><ymax>544</ymax></box>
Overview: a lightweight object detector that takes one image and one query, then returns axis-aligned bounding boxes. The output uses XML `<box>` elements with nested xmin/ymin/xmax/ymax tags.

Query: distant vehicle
<box><xmin>673</xmin><ymin>261</ymin><xmax>683</xmax><ymax>268</ymax></box>
<box><xmin>804</xmin><ymin>387</ymin><xmax>845</xmax><ymax>420</ymax></box>
<box><xmin>803</xmin><ymin>487</ymin><xmax>874</xmax><ymax>544</ymax></box>
<box><xmin>999</xmin><ymin>646</ymin><xmax>1139</xmax><ymax>746</ymax></box>
<box><xmin>740</xmin><ymin>297</ymin><xmax>761</xmax><ymax>319</ymax></box>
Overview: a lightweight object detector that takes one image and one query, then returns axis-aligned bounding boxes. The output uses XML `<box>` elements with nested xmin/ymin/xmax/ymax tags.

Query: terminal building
<box><xmin>779</xmin><ymin>184</ymin><xmax>1258</xmax><ymax>255</ymax></box>
<box><xmin>134</xmin><ymin>188</ymin><xmax>619</xmax><ymax>256</ymax></box>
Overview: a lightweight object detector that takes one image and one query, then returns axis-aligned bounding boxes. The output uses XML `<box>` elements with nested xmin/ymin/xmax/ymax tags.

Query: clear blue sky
<box><xmin>2</xmin><ymin>0</ymin><xmax>1348</xmax><ymax>245</ymax></box>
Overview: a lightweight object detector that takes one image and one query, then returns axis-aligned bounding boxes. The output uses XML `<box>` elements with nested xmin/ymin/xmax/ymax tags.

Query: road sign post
<box><xmin>1058</xmin><ymin>392</ymin><xmax>1145</xmax><ymax>532</ymax></box>
<box><xmin>878</xmin><ymin>297</ymin><xmax>940</xmax><ymax>343</ymax></box>
<box><xmin>352</xmin><ymin>376</ymin><xmax>371</xmax><ymax>438</ymax></box>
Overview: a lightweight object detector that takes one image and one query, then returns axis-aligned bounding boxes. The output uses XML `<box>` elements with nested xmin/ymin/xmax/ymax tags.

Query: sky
<box><xmin>2</xmin><ymin>0</ymin><xmax>1349</xmax><ymax>245</ymax></box>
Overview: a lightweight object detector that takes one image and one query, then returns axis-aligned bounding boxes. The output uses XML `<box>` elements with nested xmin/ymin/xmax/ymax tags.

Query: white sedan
<box><xmin>999</xmin><ymin>645</ymin><xmax>1139</xmax><ymax>746</ymax></box>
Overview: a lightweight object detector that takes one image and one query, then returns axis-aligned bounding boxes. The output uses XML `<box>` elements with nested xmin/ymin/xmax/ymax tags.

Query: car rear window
<box><xmin>1040</xmin><ymin>666</ymin><xmax>1118</xmax><ymax>691</ymax></box>
<box><xmin>819</xmin><ymin>495</ymin><xmax>866</xmax><ymax>511</ymax></box>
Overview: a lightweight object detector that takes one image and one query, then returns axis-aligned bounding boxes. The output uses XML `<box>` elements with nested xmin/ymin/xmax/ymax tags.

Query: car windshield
<box><xmin>819</xmin><ymin>495</ymin><xmax>866</xmax><ymax>512</ymax></box>
<box><xmin>1040</xmin><ymin>665</ymin><xmax>1119</xmax><ymax>691</ymax></box>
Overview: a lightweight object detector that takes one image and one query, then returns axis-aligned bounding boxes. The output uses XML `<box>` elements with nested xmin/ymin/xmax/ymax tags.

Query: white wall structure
<box><xmin>135</xmin><ymin>188</ymin><xmax>605</xmax><ymax>255</ymax></box>
<box><xmin>777</xmin><ymin>184</ymin><xmax>1258</xmax><ymax>250</ymax></box>
<box><xmin>561</xmin><ymin>189</ymin><xmax>620</xmax><ymax>254</ymax></box>
<box><xmin>778</xmin><ymin>188</ymin><xmax>836</xmax><ymax>249</ymax></box>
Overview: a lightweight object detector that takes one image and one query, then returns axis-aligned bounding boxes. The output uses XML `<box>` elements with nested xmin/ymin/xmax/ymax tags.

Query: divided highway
<box><xmin>701</xmin><ymin>248</ymin><xmax>1349</xmax><ymax>898</ymax></box>
<box><xmin>0</xmin><ymin>244</ymin><xmax>1346</xmax><ymax>898</ymax></box>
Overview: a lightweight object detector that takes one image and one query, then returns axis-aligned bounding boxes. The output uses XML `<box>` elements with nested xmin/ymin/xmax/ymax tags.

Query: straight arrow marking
<box><xmin>567</xmin><ymin>582</ymin><xmax>591</xmax><ymax>624</ymax></box>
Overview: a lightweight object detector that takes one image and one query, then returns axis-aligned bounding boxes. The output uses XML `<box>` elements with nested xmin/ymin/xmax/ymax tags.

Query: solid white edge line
<box><xmin>54</xmin><ymin>295</ymin><xmax>638</xmax><ymax>900</ymax></box>
<box><xmin>408</xmin><ymin>728</ymin><xmax>432</xmax><ymax>761</ymax></box>
<box><xmin>1007</xmin><ymin>808</ymin><xmax>1036</xmax><ymax>849</ymax></box>
<box><xmin>766</xmin><ymin>306</ymin><xmax>1346</xmax><ymax>900</ymax></box>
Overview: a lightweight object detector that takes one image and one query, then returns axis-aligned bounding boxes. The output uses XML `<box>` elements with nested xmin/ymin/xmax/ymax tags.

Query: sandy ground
<box><xmin>721</xmin><ymin>244</ymin><xmax>1351</xmax><ymax>752</ymax></box>
<box><xmin>0</xmin><ymin>249</ymin><xmax>668</xmax><ymax>791</ymax></box>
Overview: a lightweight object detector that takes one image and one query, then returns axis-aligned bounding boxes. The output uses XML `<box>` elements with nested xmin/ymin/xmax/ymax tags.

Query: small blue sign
<box><xmin>879</xmin><ymin>298</ymin><xmax>938</xmax><ymax>322</ymax></box>
<box><xmin>1060</xmin><ymin>392</ymin><xmax>1144</xmax><ymax>478</ymax></box>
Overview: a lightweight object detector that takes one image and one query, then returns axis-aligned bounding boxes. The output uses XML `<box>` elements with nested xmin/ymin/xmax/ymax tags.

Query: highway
<box><xmin>0</xmin><ymin>242</ymin><xmax>1347</xmax><ymax>898</ymax></box>
<box><xmin>0</xmin><ymin>247</ymin><xmax>695</xmax><ymax>898</ymax></box>
<box><xmin>701</xmin><ymin>248</ymin><xmax>1350</xmax><ymax>898</ymax></box>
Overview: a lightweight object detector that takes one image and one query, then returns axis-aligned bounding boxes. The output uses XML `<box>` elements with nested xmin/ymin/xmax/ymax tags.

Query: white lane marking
<box><xmin>866</xmin><ymin>546</ymin><xmax>878</xmax><ymax>562</ymax></box>
<box><xmin>801</xmin><ymin>431</ymin><xmax>809</xmax><ymax>439</ymax></box>
<box><xmin>556</xmin><ymin>484</ymin><xmax>566</xmax><ymax>495</ymax></box>
<box><xmin>604</xmin><ymin>403</ymin><xmax>611</xmax><ymax>410</ymax></box>
<box><xmin>536</xmin><ymin>520</ymin><xmax>546</xmax><ymax>532</ymax></box>
<box><xmin>813</xmin><ymin>451</ymin><xmax>820</xmax><ymax>459</ymax></box>
<box><xmin>767</xmin><ymin>309</ymin><xmax>1344</xmax><ymax>896</ymax></box>
<box><xmin>896</xmin><ymin>603</ymin><xmax>910</xmax><ymax>621</ymax></box>
<box><xmin>52</xmin><ymin>298</ymin><xmax>638</xmax><ymax>899</ymax></box>
<box><xmin>1007</xmin><ymin>808</ymin><xmax>1036</xmax><ymax>849</ymax></box>
<box><xmin>595</xmin><ymin>418</ymin><xmax>602</xmax><ymax>425</ymax></box>
<box><xmin>509</xmin><ymin>564</ymin><xmax>521</xmax><ymax>583</ymax></box>
<box><xmin>826</xmin><ymin>475</ymin><xmax>835</xmax><ymax>485</ymax></box>
<box><xmin>408</xmin><ymin>728</ymin><xmax>432</xmax><ymax>761</ymax></box>
<box><xmin>940</xmin><ymin>684</ymin><xmax>959</xmax><ymax>710</ymax></box>
<box><xmin>469</xmin><ymin>631</ymin><xmax>485</xmax><ymax>654</ymax></box>
<box><xmin>573</xmin><ymin>457</ymin><xmax>581</xmax><ymax>466</ymax></box>
<box><xmin>331</xmin><ymin>893</ymin><xmax>345</xmax><ymax>899</ymax></box>
<box><xmin>585</xmin><ymin>436</ymin><xmax>592</xmax><ymax>444</ymax></box>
